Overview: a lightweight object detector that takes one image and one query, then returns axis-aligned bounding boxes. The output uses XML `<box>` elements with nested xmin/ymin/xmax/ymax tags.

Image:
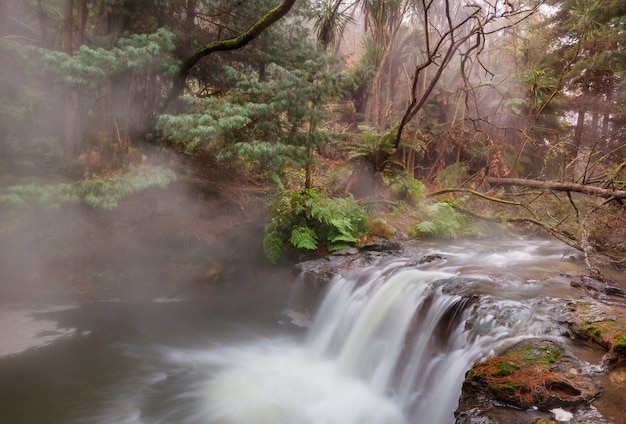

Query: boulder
<box><xmin>457</xmin><ymin>339</ymin><xmax>604</xmax><ymax>421</ymax></box>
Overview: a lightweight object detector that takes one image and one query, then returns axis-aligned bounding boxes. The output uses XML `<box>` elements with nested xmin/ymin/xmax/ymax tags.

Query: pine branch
<box><xmin>166</xmin><ymin>0</ymin><xmax>296</xmax><ymax>106</ymax></box>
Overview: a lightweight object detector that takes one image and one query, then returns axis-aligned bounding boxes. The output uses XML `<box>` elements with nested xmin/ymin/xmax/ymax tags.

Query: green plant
<box><xmin>344</xmin><ymin>128</ymin><xmax>404</xmax><ymax>175</ymax></box>
<box><xmin>368</xmin><ymin>216</ymin><xmax>396</xmax><ymax>239</ymax></box>
<box><xmin>389</xmin><ymin>174</ymin><xmax>425</xmax><ymax>204</ymax></box>
<box><xmin>263</xmin><ymin>188</ymin><xmax>369</xmax><ymax>263</ymax></box>
<box><xmin>413</xmin><ymin>202</ymin><xmax>462</xmax><ymax>239</ymax></box>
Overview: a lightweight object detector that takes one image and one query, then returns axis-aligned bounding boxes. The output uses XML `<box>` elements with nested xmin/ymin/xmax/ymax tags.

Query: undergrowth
<box><xmin>263</xmin><ymin>187</ymin><xmax>368</xmax><ymax>263</ymax></box>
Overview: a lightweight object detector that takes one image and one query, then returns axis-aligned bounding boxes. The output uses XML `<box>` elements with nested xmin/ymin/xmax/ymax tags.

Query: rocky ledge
<box><xmin>456</xmin><ymin>338</ymin><xmax>605</xmax><ymax>423</ymax></box>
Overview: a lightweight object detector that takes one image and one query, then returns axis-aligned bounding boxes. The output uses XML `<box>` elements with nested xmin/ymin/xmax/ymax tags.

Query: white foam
<box><xmin>203</xmin><ymin>343</ymin><xmax>406</xmax><ymax>424</ymax></box>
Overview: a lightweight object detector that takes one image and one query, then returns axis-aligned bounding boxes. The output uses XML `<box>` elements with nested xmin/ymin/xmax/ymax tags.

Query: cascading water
<box><xmin>198</xmin><ymin>246</ymin><xmax>565</xmax><ymax>424</ymax></box>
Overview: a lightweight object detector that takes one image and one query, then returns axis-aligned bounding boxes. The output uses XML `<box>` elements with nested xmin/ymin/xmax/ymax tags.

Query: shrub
<box><xmin>263</xmin><ymin>188</ymin><xmax>369</xmax><ymax>263</ymax></box>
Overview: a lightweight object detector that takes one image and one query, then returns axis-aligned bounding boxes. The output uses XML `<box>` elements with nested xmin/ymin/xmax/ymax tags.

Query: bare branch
<box><xmin>486</xmin><ymin>177</ymin><xmax>626</xmax><ymax>200</ymax></box>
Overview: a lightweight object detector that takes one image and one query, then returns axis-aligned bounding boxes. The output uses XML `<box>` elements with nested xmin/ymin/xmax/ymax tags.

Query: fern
<box><xmin>263</xmin><ymin>188</ymin><xmax>369</xmax><ymax>262</ymax></box>
<box><xmin>263</xmin><ymin>230</ymin><xmax>287</xmax><ymax>265</ymax></box>
<box><xmin>414</xmin><ymin>202</ymin><xmax>461</xmax><ymax>238</ymax></box>
<box><xmin>290</xmin><ymin>226</ymin><xmax>318</xmax><ymax>250</ymax></box>
<box><xmin>415</xmin><ymin>221</ymin><xmax>439</xmax><ymax>235</ymax></box>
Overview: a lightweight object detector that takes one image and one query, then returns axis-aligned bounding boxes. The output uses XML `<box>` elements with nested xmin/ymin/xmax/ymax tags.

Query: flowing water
<box><xmin>0</xmin><ymin>238</ymin><xmax>625</xmax><ymax>424</ymax></box>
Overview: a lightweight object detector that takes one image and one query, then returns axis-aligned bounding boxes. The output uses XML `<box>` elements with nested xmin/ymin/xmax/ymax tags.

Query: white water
<box><xmin>191</xmin><ymin>243</ymin><xmax>570</xmax><ymax>424</ymax></box>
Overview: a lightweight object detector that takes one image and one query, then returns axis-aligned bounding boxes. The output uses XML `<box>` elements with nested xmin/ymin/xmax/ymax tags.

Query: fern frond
<box><xmin>289</xmin><ymin>226</ymin><xmax>318</xmax><ymax>250</ymax></box>
<box><xmin>263</xmin><ymin>230</ymin><xmax>286</xmax><ymax>264</ymax></box>
<box><xmin>416</xmin><ymin>221</ymin><xmax>439</xmax><ymax>234</ymax></box>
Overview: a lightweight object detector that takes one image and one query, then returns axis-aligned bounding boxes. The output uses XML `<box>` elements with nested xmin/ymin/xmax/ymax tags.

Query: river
<box><xmin>0</xmin><ymin>238</ymin><xmax>624</xmax><ymax>423</ymax></box>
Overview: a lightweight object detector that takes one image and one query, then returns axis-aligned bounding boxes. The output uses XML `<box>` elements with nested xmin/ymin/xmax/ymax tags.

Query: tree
<box><xmin>535</xmin><ymin>0</ymin><xmax>626</xmax><ymax>166</ymax></box>
<box><xmin>167</xmin><ymin>0</ymin><xmax>297</xmax><ymax>104</ymax></box>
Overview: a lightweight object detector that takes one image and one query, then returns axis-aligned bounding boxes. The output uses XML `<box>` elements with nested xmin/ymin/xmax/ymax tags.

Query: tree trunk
<box><xmin>37</xmin><ymin>0</ymin><xmax>49</xmax><ymax>47</ymax></box>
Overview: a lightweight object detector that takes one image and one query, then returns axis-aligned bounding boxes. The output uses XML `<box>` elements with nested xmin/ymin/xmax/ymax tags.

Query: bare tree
<box><xmin>393</xmin><ymin>0</ymin><xmax>542</xmax><ymax>150</ymax></box>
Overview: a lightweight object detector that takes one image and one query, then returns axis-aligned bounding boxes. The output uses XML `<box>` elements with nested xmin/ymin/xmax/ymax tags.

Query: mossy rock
<box><xmin>564</xmin><ymin>300</ymin><xmax>626</xmax><ymax>356</ymax></box>
<box><xmin>462</xmin><ymin>338</ymin><xmax>603</xmax><ymax>410</ymax></box>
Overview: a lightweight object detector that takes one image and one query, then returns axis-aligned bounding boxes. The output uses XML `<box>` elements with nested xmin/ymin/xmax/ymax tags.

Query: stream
<box><xmin>0</xmin><ymin>238</ymin><xmax>624</xmax><ymax>423</ymax></box>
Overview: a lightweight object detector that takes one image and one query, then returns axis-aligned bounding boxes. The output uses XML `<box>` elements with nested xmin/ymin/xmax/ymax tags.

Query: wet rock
<box><xmin>556</xmin><ymin>298</ymin><xmax>626</xmax><ymax>362</ymax></box>
<box><xmin>331</xmin><ymin>247</ymin><xmax>360</xmax><ymax>256</ymax></box>
<box><xmin>360</xmin><ymin>240</ymin><xmax>403</xmax><ymax>253</ymax></box>
<box><xmin>293</xmin><ymin>250</ymin><xmax>389</xmax><ymax>287</ymax></box>
<box><xmin>405</xmin><ymin>253</ymin><xmax>446</xmax><ymax>267</ymax></box>
<box><xmin>293</xmin><ymin>240</ymin><xmax>407</xmax><ymax>287</ymax></box>
<box><xmin>293</xmin><ymin>257</ymin><xmax>343</xmax><ymax>287</ymax></box>
<box><xmin>457</xmin><ymin>339</ymin><xmax>604</xmax><ymax>421</ymax></box>
<box><xmin>441</xmin><ymin>278</ymin><xmax>481</xmax><ymax>296</ymax></box>
<box><xmin>570</xmin><ymin>275</ymin><xmax>625</xmax><ymax>299</ymax></box>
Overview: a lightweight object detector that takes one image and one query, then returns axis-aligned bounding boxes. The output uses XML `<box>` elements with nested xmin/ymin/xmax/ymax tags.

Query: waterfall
<box><xmin>204</xmin><ymin>260</ymin><xmax>543</xmax><ymax>424</ymax></box>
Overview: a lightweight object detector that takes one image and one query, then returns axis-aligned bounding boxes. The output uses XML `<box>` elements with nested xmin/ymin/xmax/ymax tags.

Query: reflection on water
<box><xmin>0</xmin><ymin>238</ymin><xmax>624</xmax><ymax>424</ymax></box>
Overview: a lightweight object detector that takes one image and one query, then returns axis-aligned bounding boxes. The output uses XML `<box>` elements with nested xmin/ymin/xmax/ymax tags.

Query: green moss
<box><xmin>508</xmin><ymin>344</ymin><xmax>562</xmax><ymax>365</ymax></box>
<box><xmin>490</xmin><ymin>382</ymin><xmax>530</xmax><ymax>396</ymax></box>
<box><xmin>491</xmin><ymin>360</ymin><xmax>519</xmax><ymax>377</ymax></box>
<box><xmin>615</xmin><ymin>336</ymin><xmax>626</xmax><ymax>354</ymax></box>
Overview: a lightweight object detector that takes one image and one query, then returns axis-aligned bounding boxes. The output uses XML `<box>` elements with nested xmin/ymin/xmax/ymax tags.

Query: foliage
<box><xmin>0</xmin><ymin>28</ymin><xmax>179</xmax><ymax>91</ymax></box>
<box><xmin>413</xmin><ymin>202</ymin><xmax>463</xmax><ymax>239</ymax></box>
<box><xmin>344</xmin><ymin>128</ymin><xmax>403</xmax><ymax>174</ymax></box>
<box><xmin>0</xmin><ymin>166</ymin><xmax>176</xmax><ymax>210</ymax></box>
<box><xmin>389</xmin><ymin>174</ymin><xmax>425</xmax><ymax>205</ymax></box>
<box><xmin>158</xmin><ymin>55</ymin><xmax>348</xmax><ymax>180</ymax></box>
<box><xmin>368</xmin><ymin>216</ymin><xmax>396</xmax><ymax>239</ymax></box>
<box><xmin>263</xmin><ymin>188</ymin><xmax>368</xmax><ymax>263</ymax></box>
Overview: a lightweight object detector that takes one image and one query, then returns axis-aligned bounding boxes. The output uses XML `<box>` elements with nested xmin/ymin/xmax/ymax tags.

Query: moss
<box><xmin>570</xmin><ymin>301</ymin><xmax>626</xmax><ymax>355</ymax></box>
<box><xmin>533</xmin><ymin>419</ymin><xmax>556</xmax><ymax>424</ymax></box>
<box><xmin>504</xmin><ymin>344</ymin><xmax>562</xmax><ymax>365</ymax></box>
<box><xmin>490</xmin><ymin>382</ymin><xmax>530</xmax><ymax>396</ymax></box>
<box><xmin>463</xmin><ymin>340</ymin><xmax>569</xmax><ymax>408</ymax></box>
<box><xmin>615</xmin><ymin>335</ymin><xmax>626</xmax><ymax>354</ymax></box>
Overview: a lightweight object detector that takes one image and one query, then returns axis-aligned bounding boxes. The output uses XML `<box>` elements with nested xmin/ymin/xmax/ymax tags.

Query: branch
<box><xmin>426</xmin><ymin>187</ymin><xmax>522</xmax><ymax>205</ymax></box>
<box><xmin>486</xmin><ymin>177</ymin><xmax>626</xmax><ymax>200</ymax></box>
<box><xmin>166</xmin><ymin>0</ymin><xmax>296</xmax><ymax>106</ymax></box>
<box><xmin>451</xmin><ymin>204</ymin><xmax>582</xmax><ymax>252</ymax></box>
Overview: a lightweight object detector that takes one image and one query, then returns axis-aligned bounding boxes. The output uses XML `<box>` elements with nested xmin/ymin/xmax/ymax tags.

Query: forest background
<box><xmin>1</xmin><ymin>0</ymin><xmax>625</xmax><ymax>299</ymax></box>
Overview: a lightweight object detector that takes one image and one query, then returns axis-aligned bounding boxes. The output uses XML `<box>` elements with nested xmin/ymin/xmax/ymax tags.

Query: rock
<box><xmin>405</xmin><ymin>253</ymin><xmax>447</xmax><ymax>267</ymax></box>
<box><xmin>293</xmin><ymin>240</ymin><xmax>408</xmax><ymax>287</ymax></box>
<box><xmin>293</xmin><ymin>258</ymin><xmax>341</xmax><ymax>288</ymax></box>
<box><xmin>556</xmin><ymin>299</ymin><xmax>626</xmax><ymax>361</ymax></box>
<box><xmin>360</xmin><ymin>240</ymin><xmax>403</xmax><ymax>253</ymax></box>
<box><xmin>570</xmin><ymin>275</ymin><xmax>625</xmax><ymax>298</ymax></box>
<box><xmin>331</xmin><ymin>247</ymin><xmax>360</xmax><ymax>256</ymax></box>
<box><xmin>457</xmin><ymin>339</ymin><xmax>604</xmax><ymax>421</ymax></box>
